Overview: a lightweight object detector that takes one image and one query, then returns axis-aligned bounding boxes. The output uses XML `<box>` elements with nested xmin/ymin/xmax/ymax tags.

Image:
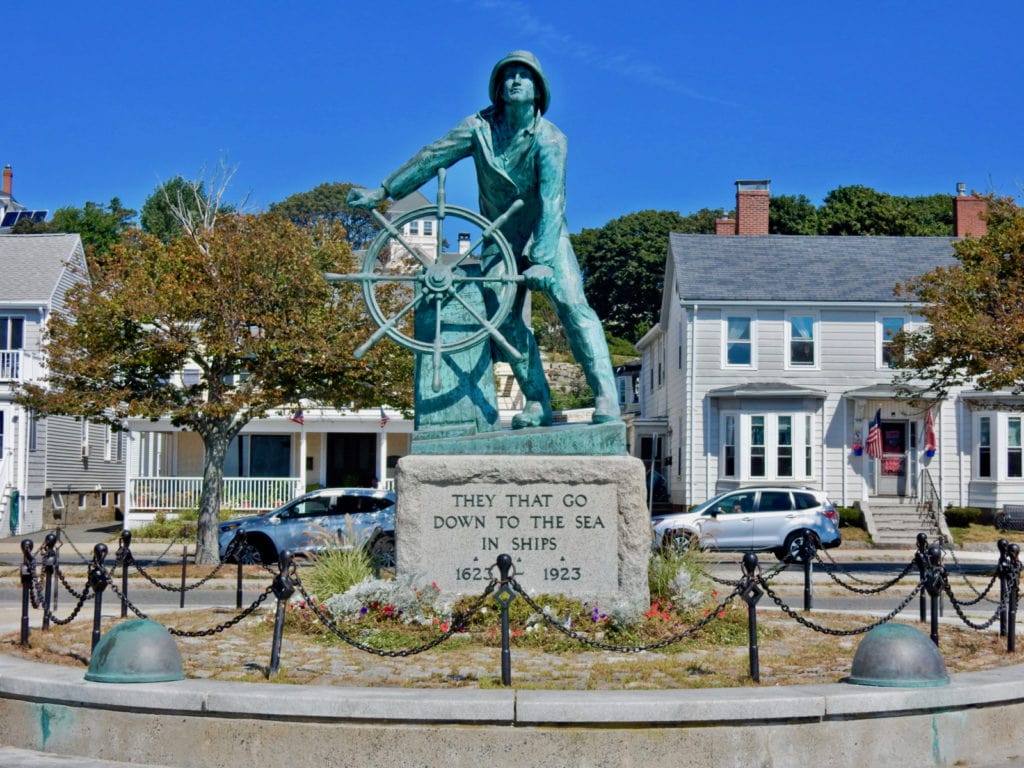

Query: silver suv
<box><xmin>651</xmin><ymin>487</ymin><xmax>841</xmax><ymax>561</ymax></box>
<box><xmin>218</xmin><ymin>488</ymin><xmax>396</xmax><ymax>565</ymax></box>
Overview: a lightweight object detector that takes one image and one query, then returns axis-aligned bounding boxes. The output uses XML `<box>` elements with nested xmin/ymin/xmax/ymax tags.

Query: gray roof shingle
<box><xmin>0</xmin><ymin>233</ymin><xmax>84</xmax><ymax>303</ymax></box>
<box><xmin>669</xmin><ymin>234</ymin><xmax>959</xmax><ymax>304</ymax></box>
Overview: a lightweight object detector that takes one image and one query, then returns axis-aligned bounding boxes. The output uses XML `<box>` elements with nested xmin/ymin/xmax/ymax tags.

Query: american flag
<box><xmin>924</xmin><ymin>407</ymin><xmax>937</xmax><ymax>455</ymax></box>
<box><xmin>379</xmin><ymin>406</ymin><xmax>390</xmax><ymax>429</ymax></box>
<box><xmin>289</xmin><ymin>409</ymin><xmax>304</xmax><ymax>425</ymax></box>
<box><xmin>866</xmin><ymin>409</ymin><xmax>883</xmax><ymax>458</ymax></box>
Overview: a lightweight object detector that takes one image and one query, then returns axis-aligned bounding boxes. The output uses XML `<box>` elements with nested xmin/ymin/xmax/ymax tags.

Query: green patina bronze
<box><xmin>346</xmin><ymin>50</ymin><xmax>621</xmax><ymax>447</ymax></box>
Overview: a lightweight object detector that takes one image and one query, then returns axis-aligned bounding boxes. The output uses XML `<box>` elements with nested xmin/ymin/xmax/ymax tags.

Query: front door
<box><xmin>877</xmin><ymin>420</ymin><xmax>908</xmax><ymax>496</ymax></box>
<box><xmin>326</xmin><ymin>434</ymin><xmax>376</xmax><ymax>488</ymax></box>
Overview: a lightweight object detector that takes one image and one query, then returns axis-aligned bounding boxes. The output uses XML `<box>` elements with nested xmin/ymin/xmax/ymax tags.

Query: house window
<box><xmin>0</xmin><ymin>411</ymin><xmax>4</xmax><ymax>455</ymax></box>
<box><xmin>722</xmin><ymin>411</ymin><xmax>814</xmax><ymax>481</ymax></box>
<box><xmin>104</xmin><ymin>424</ymin><xmax>112</xmax><ymax>461</ymax></box>
<box><xmin>778</xmin><ymin>416</ymin><xmax>793</xmax><ymax>477</ymax></box>
<box><xmin>407</xmin><ymin>221</ymin><xmax>419</xmax><ymax>236</ymax></box>
<box><xmin>750</xmin><ymin>416</ymin><xmax>766</xmax><ymax>477</ymax></box>
<box><xmin>787</xmin><ymin>315</ymin><xmax>816</xmax><ymax>367</ymax></box>
<box><xmin>725</xmin><ymin>316</ymin><xmax>753</xmax><ymax>366</ymax></box>
<box><xmin>0</xmin><ymin>316</ymin><xmax>25</xmax><ymax>350</ymax></box>
<box><xmin>101</xmin><ymin>492</ymin><xmax>109</xmax><ymax>507</ymax></box>
<box><xmin>0</xmin><ymin>317</ymin><xmax>24</xmax><ymax>379</ymax></box>
<box><xmin>1009</xmin><ymin>417</ymin><xmax>1022</xmax><ymax>478</ymax></box>
<box><xmin>881</xmin><ymin>316</ymin><xmax>904</xmax><ymax>368</ymax></box>
<box><xmin>804</xmin><ymin>414</ymin><xmax>813</xmax><ymax>476</ymax></box>
<box><xmin>723</xmin><ymin>415</ymin><xmax>736</xmax><ymax>477</ymax></box>
<box><xmin>423</xmin><ymin>220</ymin><xmax>433</xmax><ymax>237</ymax></box>
<box><xmin>978</xmin><ymin>417</ymin><xmax>992</xmax><ymax>478</ymax></box>
<box><xmin>182</xmin><ymin>368</ymin><xmax>201</xmax><ymax>388</ymax></box>
<box><xmin>29</xmin><ymin>410</ymin><xmax>37</xmax><ymax>452</ymax></box>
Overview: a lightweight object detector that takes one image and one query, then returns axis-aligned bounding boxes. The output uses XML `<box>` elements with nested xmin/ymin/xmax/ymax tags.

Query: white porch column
<box><xmin>377</xmin><ymin>430</ymin><xmax>388</xmax><ymax>489</ymax></box>
<box><xmin>297</xmin><ymin>428</ymin><xmax>307</xmax><ymax>491</ymax></box>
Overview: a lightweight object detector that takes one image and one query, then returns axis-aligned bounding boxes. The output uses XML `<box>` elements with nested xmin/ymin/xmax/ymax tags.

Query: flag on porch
<box><xmin>379</xmin><ymin>406</ymin><xmax>390</xmax><ymax>429</ymax></box>
<box><xmin>289</xmin><ymin>409</ymin><xmax>304</xmax><ymax>425</ymax></box>
<box><xmin>866</xmin><ymin>409</ymin><xmax>883</xmax><ymax>458</ymax></box>
<box><xmin>924</xmin><ymin>407</ymin><xmax>937</xmax><ymax>457</ymax></box>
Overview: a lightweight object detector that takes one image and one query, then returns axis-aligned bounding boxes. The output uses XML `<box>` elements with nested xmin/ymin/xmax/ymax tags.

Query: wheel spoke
<box><xmin>326</xmin><ymin>272</ymin><xmax>422</xmax><ymax>284</ymax></box>
<box><xmin>371</xmin><ymin>209</ymin><xmax>432</xmax><ymax>270</ymax></box>
<box><xmin>450</xmin><ymin>291</ymin><xmax>523</xmax><ymax>362</ymax></box>
<box><xmin>354</xmin><ymin>293</ymin><xmax>424</xmax><ymax>359</ymax></box>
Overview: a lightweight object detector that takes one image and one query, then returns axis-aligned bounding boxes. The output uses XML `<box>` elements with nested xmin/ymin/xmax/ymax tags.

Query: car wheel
<box><xmin>242</xmin><ymin>534</ymin><xmax>278</xmax><ymax>565</ymax></box>
<box><xmin>663</xmin><ymin>530</ymin><xmax>694</xmax><ymax>555</ymax></box>
<box><xmin>778</xmin><ymin>530</ymin><xmax>819</xmax><ymax>563</ymax></box>
<box><xmin>369</xmin><ymin>533</ymin><xmax>396</xmax><ymax>568</ymax></box>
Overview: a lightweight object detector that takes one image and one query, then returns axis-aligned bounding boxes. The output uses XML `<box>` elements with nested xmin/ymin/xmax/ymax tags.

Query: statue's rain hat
<box><xmin>489</xmin><ymin>50</ymin><xmax>551</xmax><ymax>114</ymax></box>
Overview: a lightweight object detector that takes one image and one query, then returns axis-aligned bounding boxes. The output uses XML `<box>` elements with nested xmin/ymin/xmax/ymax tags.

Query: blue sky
<box><xmin>6</xmin><ymin>0</ymin><xmax>1023</xmax><ymax>232</ymax></box>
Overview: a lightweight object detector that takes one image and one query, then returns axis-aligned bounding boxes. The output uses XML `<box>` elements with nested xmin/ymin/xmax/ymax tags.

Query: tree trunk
<box><xmin>195</xmin><ymin>427</ymin><xmax>232</xmax><ymax>564</ymax></box>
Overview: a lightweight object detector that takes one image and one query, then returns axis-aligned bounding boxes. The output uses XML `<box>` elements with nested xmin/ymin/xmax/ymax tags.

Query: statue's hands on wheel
<box><xmin>523</xmin><ymin>264</ymin><xmax>554</xmax><ymax>292</ymax></box>
<box><xmin>346</xmin><ymin>185</ymin><xmax>388</xmax><ymax>210</ymax></box>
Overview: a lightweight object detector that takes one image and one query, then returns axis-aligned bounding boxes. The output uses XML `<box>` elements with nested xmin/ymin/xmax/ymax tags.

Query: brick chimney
<box><xmin>735</xmin><ymin>180</ymin><xmax>770</xmax><ymax>235</ymax></box>
<box><xmin>1</xmin><ymin>165</ymin><xmax>11</xmax><ymax>196</ymax></box>
<box><xmin>714</xmin><ymin>217</ymin><xmax>736</xmax><ymax>235</ymax></box>
<box><xmin>953</xmin><ymin>182</ymin><xmax>987</xmax><ymax>238</ymax></box>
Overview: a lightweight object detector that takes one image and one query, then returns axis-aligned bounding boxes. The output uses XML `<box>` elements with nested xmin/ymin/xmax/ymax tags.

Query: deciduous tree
<box><xmin>892</xmin><ymin>197</ymin><xmax>1023</xmax><ymax>397</ymax></box>
<box><xmin>19</xmin><ymin>208</ymin><xmax>413</xmax><ymax>562</ymax></box>
<box><xmin>269</xmin><ymin>182</ymin><xmax>387</xmax><ymax>249</ymax></box>
<box><xmin>572</xmin><ymin>208</ymin><xmax>722</xmax><ymax>339</ymax></box>
<box><xmin>40</xmin><ymin>198</ymin><xmax>136</xmax><ymax>263</ymax></box>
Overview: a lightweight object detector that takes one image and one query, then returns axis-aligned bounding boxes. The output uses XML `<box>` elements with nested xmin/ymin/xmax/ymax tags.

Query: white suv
<box><xmin>652</xmin><ymin>487</ymin><xmax>842</xmax><ymax>562</ymax></box>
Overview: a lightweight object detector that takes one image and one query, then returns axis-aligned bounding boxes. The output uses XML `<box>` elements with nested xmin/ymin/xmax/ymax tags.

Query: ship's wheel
<box><xmin>328</xmin><ymin>169</ymin><xmax>525</xmax><ymax>391</ymax></box>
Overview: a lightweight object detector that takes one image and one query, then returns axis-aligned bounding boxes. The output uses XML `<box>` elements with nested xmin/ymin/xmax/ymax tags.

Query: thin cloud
<box><xmin>466</xmin><ymin>0</ymin><xmax>733</xmax><ymax>105</ymax></box>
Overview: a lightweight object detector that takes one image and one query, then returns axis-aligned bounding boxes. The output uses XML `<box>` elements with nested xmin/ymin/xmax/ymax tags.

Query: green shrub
<box><xmin>944</xmin><ymin>506</ymin><xmax>982</xmax><ymax>528</ymax></box>
<box><xmin>837</xmin><ymin>506</ymin><xmax>863</xmax><ymax>529</ymax></box>
<box><xmin>303</xmin><ymin>546</ymin><xmax>374</xmax><ymax>599</ymax></box>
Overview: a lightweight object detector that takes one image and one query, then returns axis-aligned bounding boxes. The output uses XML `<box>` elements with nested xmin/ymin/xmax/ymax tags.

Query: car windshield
<box><xmin>688</xmin><ymin>491</ymin><xmax>736</xmax><ymax>516</ymax></box>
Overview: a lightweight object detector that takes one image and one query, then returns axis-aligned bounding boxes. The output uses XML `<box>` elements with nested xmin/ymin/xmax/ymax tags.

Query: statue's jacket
<box><xmin>382</xmin><ymin>106</ymin><xmax>570</xmax><ymax>271</ymax></box>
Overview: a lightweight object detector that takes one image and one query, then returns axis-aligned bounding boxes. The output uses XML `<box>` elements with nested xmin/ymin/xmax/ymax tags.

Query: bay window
<box><xmin>721</xmin><ymin>411</ymin><xmax>814</xmax><ymax>481</ymax></box>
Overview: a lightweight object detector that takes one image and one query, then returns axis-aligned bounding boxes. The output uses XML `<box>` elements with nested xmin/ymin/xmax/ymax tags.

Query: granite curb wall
<box><xmin>2</xmin><ymin>652</ymin><xmax>1023</xmax><ymax>768</ymax></box>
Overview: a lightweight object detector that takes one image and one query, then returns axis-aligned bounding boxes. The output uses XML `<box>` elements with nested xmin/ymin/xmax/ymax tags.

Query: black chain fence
<box><xmin>7</xmin><ymin>528</ymin><xmax>1023</xmax><ymax>683</ymax></box>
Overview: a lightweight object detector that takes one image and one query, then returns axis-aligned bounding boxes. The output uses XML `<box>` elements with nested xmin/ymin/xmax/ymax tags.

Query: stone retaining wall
<box><xmin>2</xmin><ymin>653</ymin><xmax>1023</xmax><ymax>767</ymax></box>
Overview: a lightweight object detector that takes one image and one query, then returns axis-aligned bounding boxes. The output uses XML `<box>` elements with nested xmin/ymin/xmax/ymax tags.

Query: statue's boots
<box><xmin>512</xmin><ymin>399</ymin><xmax>553</xmax><ymax>429</ymax></box>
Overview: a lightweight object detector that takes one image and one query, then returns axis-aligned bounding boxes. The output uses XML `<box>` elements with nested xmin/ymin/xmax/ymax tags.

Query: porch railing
<box><xmin>129</xmin><ymin>477</ymin><xmax>303</xmax><ymax>513</ymax></box>
<box><xmin>0</xmin><ymin>350</ymin><xmax>21</xmax><ymax>381</ymax></box>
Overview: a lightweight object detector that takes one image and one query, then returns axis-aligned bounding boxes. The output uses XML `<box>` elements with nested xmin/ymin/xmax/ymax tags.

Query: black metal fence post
<box><xmin>915</xmin><ymin>533</ymin><xmax>929</xmax><ymax>623</ymax></box>
<box><xmin>997</xmin><ymin>538</ymin><xmax>1010</xmax><ymax>637</ymax></box>
<box><xmin>88</xmin><ymin>543</ymin><xmax>109</xmax><ymax>652</ymax></box>
<box><xmin>494</xmin><ymin>554</ymin><xmax>515</xmax><ymax>687</ymax></box>
<box><xmin>923</xmin><ymin>544</ymin><xmax>945</xmax><ymax>646</ymax></box>
<box><xmin>234</xmin><ymin>532</ymin><xmax>247</xmax><ymax>610</ymax></box>
<box><xmin>19</xmin><ymin>539</ymin><xmax>34</xmax><ymax>646</ymax></box>
<box><xmin>801</xmin><ymin>538</ymin><xmax>817</xmax><ymax>611</ymax></box>
<box><xmin>1008</xmin><ymin>543</ymin><xmax>1020</xmax><ymax>654</ymax></box>
<box><xmin>116</xmin><ymin>530</ymin><xmax>132</xmax><ymax>619</ymax></box>
<box><xmin>740</xmin><ymin>552</ymin><xmax>763</xmax><ymax>683</ymax></box>
<box><xmin>268</xmin><ymin>550</ymin><xmax>296</xmax><ymax>678</ymax></box>
<box><xmin>40</xmin><ymin>532</ymin><xmax>58</xmax><ymax>631</ymax></box>
<box><xmin>179</xmin><ymin>544</ymin><xmax>189</xmax><ymax>609</ymax></box>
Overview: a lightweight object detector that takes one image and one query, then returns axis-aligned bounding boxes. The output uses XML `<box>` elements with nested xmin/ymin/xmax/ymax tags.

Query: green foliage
<box><xmin>837</xmin><ymin>506</ymin><xmax>864</xmax><ymax>529</ymax></box>
<box><xmin>816</xmin><ymin>185</ymin><xmax>954</xmax><ymax>236</ymax></box>
<box><xmin>530</xmin><ymin>291</ymin><xmax>570</xmax><ymax>358</ymax></box>
<box><xmin>572</xmin><ymin>208</ymin><xmax>721</xmax><ymax>340</ymax></box>
<box><xmin>892</xmin><ymin>198</ymin><xmax>1024</xmax><ymax>399</ymax></box>
<box><xmin>269</xmin><ymin>182</ymin><xmax>386</xmax><ymax>249</ymax></box>
<box><xmin>769</xmin><ymin>194</ymin><xmax>818</xmax><ymax>234</ymax></box>
<box><xmin>18</xmin><ymin>209</ymin><xmax>414</xmax><ymax>562</ymax></box>
<box><xmin>41</xmin><ymin>198</ymin><xmax>136</xmax><ymax>263</ymax></box>
<box><xmin>131</xmin><ymin>510</ymin><xmax>197</xmax><ymax>540</ymax></box>
<box><xmin>605</xmin><ymin>334</ymin><xmax>638</xmax><ymax>362</ymax></box>
<box><xmin>140</xmin><ymin>177</ymin><xmax>215</xmax><ymax>242</ymax></box>
<box><xmin>303</xmin><ymin>545</ymin><xmax>375</xmax><ymax>599</ymax></box>
<box><xmin>944</xmin><ymin>506</ymin><xmax>982</xmax><ymax>528</ymax></box>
